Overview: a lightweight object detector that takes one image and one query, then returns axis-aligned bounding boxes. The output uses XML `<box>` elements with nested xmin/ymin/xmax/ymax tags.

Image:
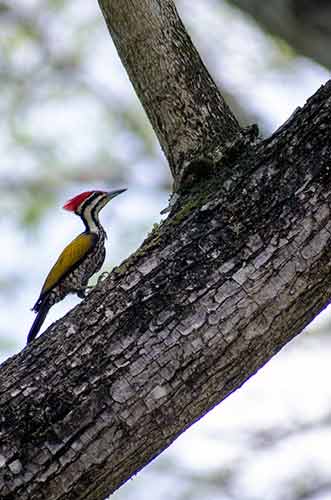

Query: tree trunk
<box><xmin>1</xmin><ymin>1</ymin><xmax>331</xmax><ymax>499</ymax></box>
<box><xmin>227</xmin><ymin>0</ymin><xmax>331</xmax><ymax>70</ymax></box>
<box><xmin>97</xmin><ymin>0</ymin><xmax>242</xmax><ymax>189</ymax></box>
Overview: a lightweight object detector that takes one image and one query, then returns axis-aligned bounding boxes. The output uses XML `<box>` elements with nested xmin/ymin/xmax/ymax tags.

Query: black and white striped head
<box><xmin>63</xmin><ymin>189</ymin><xmax>126</xmax><ymax>231</ymax></box>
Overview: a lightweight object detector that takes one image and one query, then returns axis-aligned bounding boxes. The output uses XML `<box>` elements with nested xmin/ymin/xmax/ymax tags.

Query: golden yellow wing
<box><xmin>41</xmin><ymin>232</ymin><xmax>97</xmax><ymax>295</ymax></box>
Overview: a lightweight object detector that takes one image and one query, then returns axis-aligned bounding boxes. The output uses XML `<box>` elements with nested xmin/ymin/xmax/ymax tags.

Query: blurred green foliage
<box><xmin>0</xmin><ymin>0</ymin><xmax>164</xmax><ymax>226</ymax></box>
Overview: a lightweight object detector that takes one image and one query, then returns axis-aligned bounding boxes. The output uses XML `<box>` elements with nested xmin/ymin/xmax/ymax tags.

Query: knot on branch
<box><xmin>179</xmin><ymin>158</ymin><xmax>215</xmax><ymax>191</ymax></box>
<box><xmin>175</xmin><ymin>123</ymin><xmax>260</xmax><ymax>193</ymax></box>
<box><xmin>213</xmin><ymin>123</ymin><xmax>260</xmax><ymax>168</ymax></box>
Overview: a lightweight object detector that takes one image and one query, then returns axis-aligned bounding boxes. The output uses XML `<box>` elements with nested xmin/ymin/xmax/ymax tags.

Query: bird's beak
<box><xmin>106</xmin><ymin>188</ymin><xmax>127</xmax><ymax>200</ymax></box>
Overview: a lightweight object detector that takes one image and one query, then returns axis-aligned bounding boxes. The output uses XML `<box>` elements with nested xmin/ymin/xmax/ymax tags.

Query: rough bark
<box><xmin>1</xmin><ymin>81</ymin><xmax>331</xmax><ymax>499</ymax></box>
<box><xmin>97</xmin><ymin>0</ymin><xmax>242</xmax><ymax>188</ymax></box>
<box><xmin>1</xmin><ymin>0</ymin><xmax>331</xmax><ymax>499</ymax></box>
<box><xmin>227</xmin><ymin>0</ymin><xmax>331</xmax><ymax>70</ymax></box>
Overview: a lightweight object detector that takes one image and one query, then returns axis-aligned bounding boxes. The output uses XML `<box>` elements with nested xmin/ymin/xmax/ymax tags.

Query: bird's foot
<box><xmin>77</xmin><ymin>286</ymin><xmax>93</xmax><ymax>299</ymax></box>
<box><xmin>97</xmin><ymin>271</ymin><xmax>110</xmax><ymax>284</ymax></box>
<box><xmin>77</xmin><ymin>273</ymin><xmax>109</xmax><ymax>298</ymax></box>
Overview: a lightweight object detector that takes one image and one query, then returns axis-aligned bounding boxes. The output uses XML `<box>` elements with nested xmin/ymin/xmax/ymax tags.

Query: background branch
<box><xmin>227</xmin><ymin>0</ymin><xmax>331</xmax><ymax>70</ymax></box>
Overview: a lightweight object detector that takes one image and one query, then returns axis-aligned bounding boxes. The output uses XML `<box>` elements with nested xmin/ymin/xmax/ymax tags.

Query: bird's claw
<box><xmin>77</xmin><ymin>273</ymin><xmax>109</xmax><ymax>298</ymax></box>
<box><xmin>77</xmin><ymin>286</ymin><xmax>93</xmax><ymax>299</ymax></box>
<box><xmin>97</xmin><ymin>271</ymin><xmax>110</xmax><ymax>284</ymax></box>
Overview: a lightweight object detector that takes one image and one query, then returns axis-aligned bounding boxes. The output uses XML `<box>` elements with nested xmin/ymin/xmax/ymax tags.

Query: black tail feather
<box><xmin>27</xmin><ymin>302</ymin><xmax>51</xmax><ymax>344</ymax></box>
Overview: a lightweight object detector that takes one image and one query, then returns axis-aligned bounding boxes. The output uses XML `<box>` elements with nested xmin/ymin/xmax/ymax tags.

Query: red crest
<box><xmin>63</xmin><ymin>191</ymin><xmax>95</xmax><ymax>212</ymax></box>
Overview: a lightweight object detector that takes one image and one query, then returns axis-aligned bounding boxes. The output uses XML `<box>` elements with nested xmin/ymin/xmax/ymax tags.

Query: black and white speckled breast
<box><xmin>48</xmin><ymin>232</ymin><xmax>106</xmax><ymax>306</ymax></box>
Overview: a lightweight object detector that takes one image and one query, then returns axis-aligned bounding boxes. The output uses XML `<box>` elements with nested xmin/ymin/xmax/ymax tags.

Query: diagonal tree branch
<box><xmin>1</xmin><ymin>80</ymin><xmax>331</xmax><ymax>499</ymax></box>
<box><xmin>97</xmin><ymin>0</ymin><xmax>243</xmax><ymax>188</ymax></box>
<box><xmin>1</xmin><ymin>1</ymin><xmax>331</xmax><ymax>499</ymax></box>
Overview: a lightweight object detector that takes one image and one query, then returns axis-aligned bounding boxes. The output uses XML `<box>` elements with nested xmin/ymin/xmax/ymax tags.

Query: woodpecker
<box><xmin>27</xmin><ymin>189</ymin><xmax>126</xmax><ymax>344</ymax></box>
